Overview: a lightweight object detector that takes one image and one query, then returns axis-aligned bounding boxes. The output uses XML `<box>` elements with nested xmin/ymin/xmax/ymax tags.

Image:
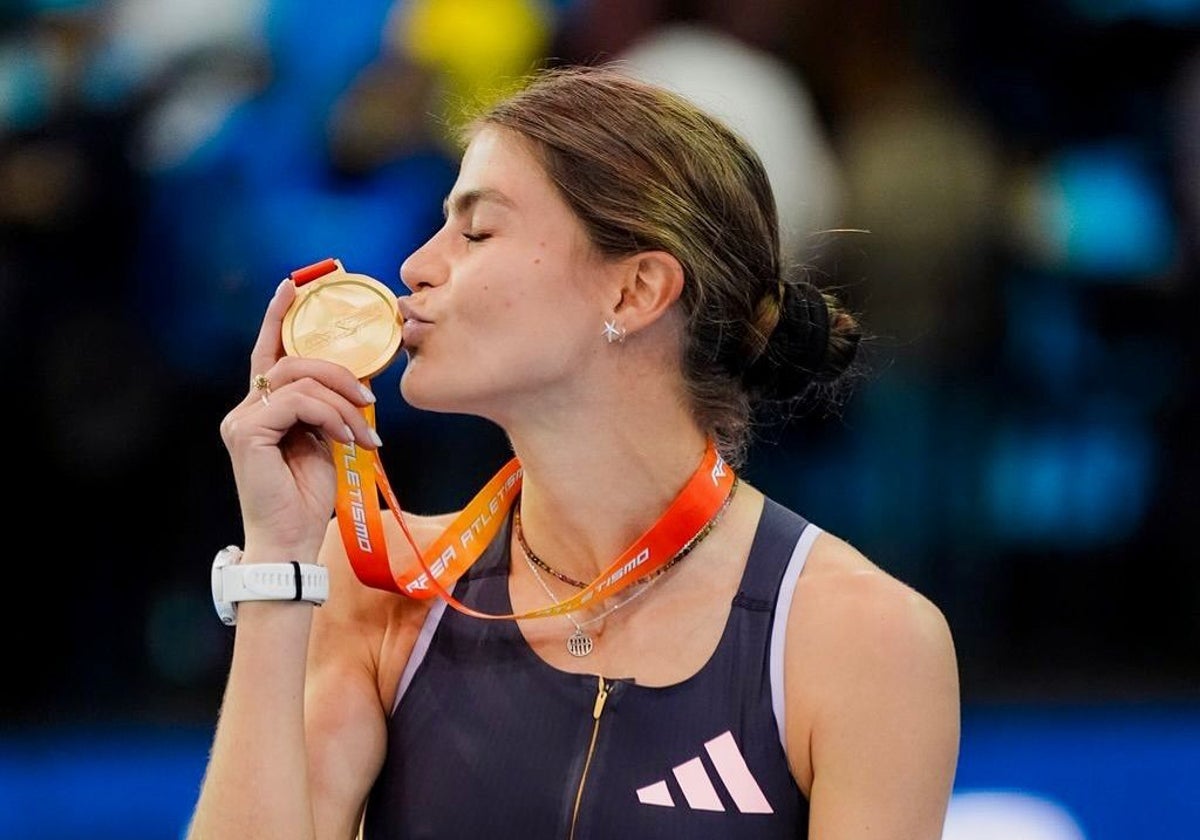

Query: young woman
<box><xmin>189</xmin><ymin>65</ymin><xmax>959</xmax><ymax>839</ymax></box>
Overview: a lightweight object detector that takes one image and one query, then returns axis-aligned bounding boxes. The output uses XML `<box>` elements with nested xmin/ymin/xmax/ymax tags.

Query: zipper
<box><xmin>568</xmin><ymin>674</ymin><xmax>610</xmax><ymax>840</ymax></box>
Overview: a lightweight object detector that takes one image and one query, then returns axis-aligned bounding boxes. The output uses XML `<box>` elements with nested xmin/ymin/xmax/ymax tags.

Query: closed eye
<box><xmin>462</xmin><ymin>232</ymin><xmax>491</xmax><ymax>243</ymax></box>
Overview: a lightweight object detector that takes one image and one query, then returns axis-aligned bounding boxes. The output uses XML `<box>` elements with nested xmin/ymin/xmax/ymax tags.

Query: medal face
<box><xmin>282</xmin><ymin>267</ymin><xmax>403</xmax><ymax>379</ymax></box>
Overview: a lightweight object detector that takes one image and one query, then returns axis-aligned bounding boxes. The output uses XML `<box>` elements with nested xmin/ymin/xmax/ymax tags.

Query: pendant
<box><xmin>567</xmin><ymin>628</ymin><xmax>594</xmax><ymax>658</ymax></box>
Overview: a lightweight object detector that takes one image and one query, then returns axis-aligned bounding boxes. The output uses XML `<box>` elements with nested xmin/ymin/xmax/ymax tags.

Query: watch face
<box><xmin>281</xmin><ymin>267</ymin><xmax>403</xmax><ymax>380</ymax></box>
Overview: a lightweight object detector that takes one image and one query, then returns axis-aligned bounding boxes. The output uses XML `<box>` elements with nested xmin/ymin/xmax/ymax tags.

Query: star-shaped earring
<box><xmin>602</xmin><ymin>320</ymin><xmax>626</xmax><ymax>344</ymax></box>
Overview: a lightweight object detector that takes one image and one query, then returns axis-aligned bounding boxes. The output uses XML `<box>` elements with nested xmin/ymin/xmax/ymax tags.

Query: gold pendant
<box><xmin>567</xmin><ymin>629</ymin><xmax>594</xmax><ymax>658</ymax></box>
<box><xmin>282</xmin><ymin>260</ymin><xmax>404</xmax><ymax>380</ymax></box>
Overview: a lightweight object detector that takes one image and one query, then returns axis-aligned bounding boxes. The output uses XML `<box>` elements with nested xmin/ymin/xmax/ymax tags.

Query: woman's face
<box><xmin>397</xmin><ymin>125</ymin><xmax>613</xmax><ymax>420</ymax></box>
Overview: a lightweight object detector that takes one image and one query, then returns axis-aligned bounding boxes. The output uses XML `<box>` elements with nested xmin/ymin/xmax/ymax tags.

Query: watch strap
<box><xmin>218</xmin><ymin>562</ymin><xmax>329</xmax><ymax>605</ymax></box>
<box><xmin>212</xmin><ymin>545</ymin><xmax>329</xmax><ymax>626</ymax></box>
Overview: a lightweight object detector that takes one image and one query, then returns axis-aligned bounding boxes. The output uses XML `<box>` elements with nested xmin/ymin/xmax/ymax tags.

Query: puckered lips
<box><xmin>397</xmin><ymin>297</ymin><xmax>434</xmax><ymax>349</ymax></box>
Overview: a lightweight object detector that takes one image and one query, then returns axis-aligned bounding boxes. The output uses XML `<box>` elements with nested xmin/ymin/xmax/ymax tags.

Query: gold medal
<box><xmin>281</xmin><ymin>258</ymin><xmax>403</xmax><ymax>380</ymax></box>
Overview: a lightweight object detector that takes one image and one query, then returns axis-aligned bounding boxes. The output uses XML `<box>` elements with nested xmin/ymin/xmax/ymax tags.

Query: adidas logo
<box><xmin>636</xmin><ymin>731</ymin><xmax>773</xmax><ymax>814</ymax></box>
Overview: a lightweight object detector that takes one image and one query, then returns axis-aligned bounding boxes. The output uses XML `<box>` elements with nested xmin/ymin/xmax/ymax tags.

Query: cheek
<box><xmin>458</xmin><ymin>246</ymin><xmax>594</xmax><ymax>343</ymax></box>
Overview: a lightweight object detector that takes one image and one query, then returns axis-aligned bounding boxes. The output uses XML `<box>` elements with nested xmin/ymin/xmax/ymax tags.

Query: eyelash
<box><xmin>462</xmin><ymin>232</ymin><xmax>491</xmax><ymax>243</ymax></box>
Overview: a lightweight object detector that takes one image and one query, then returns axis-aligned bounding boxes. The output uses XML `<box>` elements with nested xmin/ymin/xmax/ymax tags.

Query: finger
<box><xmin>276</xmin><ymin>388</ymin><xmax>382</xmax><ymax>449</ymax></box>
<box><xmin>248</xmin><ymin>278</ymin><xmax>296</xmax><ymax>386</ymax></box>
<box><xmin>264</xmin><ymin>355</ymin><xmax>378</xmax><ymax>409</ymax></box>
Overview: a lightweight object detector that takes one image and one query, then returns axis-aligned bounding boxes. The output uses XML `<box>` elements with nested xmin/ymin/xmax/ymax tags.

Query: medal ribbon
<box><xmin>292</xmin><ymin>258</ymin><xmax>736</xmax><ymax>620</ymax></box>
<box><xmin>332</xmin><ymin>423</ymin><xmax>733</xmax><ymax>620</ymax></box>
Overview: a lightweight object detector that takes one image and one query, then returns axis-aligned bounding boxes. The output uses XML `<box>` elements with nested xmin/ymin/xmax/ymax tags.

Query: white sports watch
<box><xmin>211</xmin><ymin>545</ymin><xmax>329</xmax><ymax>626</ymax></box>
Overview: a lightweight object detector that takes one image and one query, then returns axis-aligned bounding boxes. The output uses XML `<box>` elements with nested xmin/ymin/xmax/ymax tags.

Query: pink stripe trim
<box><xmin>705</xmin><ymin>731</ymin><xmax>773</xmax><ymax>814</ymax></box>
<box><xmin>672</xmin><ymin>757</ymin><xmax>725</xmax><ymax>811</ymax></box>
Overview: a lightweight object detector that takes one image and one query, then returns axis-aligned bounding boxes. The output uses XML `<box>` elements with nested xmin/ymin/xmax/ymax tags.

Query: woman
<box><xmin>189</xmin><ymin>65</ymin><xmax>959</xmax><ymax>839</ymax></box>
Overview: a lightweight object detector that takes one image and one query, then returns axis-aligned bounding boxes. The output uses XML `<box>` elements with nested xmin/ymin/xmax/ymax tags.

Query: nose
<box><xmin>399</xmin><ymin>229</ymin><xmax>447</xmax><ymax>293</ymax></box>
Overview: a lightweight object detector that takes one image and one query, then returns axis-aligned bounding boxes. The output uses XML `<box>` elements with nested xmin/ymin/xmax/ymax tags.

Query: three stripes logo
<box><xmin>635</xmin><ymin>731</ymin><xmax>773</xmax><ymax>814</ymax></box>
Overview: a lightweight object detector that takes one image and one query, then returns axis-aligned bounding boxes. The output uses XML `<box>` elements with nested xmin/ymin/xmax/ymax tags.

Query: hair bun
<box><xmin>744</xmin><ymin>280</ymin><xmax>862</xmax><ymax>401</ymax></box>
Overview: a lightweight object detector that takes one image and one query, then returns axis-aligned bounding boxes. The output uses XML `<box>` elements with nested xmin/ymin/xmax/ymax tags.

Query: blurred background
<box><xmin>0</xmin><ymin>0</ymin><xmax>1196</xmax><ymax>837</ymax></box>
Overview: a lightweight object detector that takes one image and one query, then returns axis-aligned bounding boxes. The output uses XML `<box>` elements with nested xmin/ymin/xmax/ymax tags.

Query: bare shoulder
<box><xmin>783</xmin><ymin>530</ymin><xmax>960</xmax><ymax>799</ymax></box>
<box><xmin>311</xmin><ymin>509</ymin><xmax>462</xmax><ymax>697</ymax></box>
<box><xmin>791</xmin><ymin>530</ymin><xmax>956</xmax><ymax>668</ymax></box>
<box><xmin>319</xmin><ymin>508</ymin><xmax>458</xmax><ymax>607</ymax></box>
<box><xmin>318</xmin><ymin>509</ymin><xmax>461</xmax><ymax>620</ymax></box>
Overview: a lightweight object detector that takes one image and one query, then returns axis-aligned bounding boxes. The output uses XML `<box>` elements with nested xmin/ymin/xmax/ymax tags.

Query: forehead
<box><xmin>448</xmin><ymin>126</ymin><xmax>555</xmax><ymax>212</ymax></box>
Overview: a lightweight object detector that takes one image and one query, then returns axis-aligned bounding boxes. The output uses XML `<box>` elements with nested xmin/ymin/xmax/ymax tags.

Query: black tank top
<box><xmin>363</xmin><ymin>497</ymin><xmax>818</xmax><ymax>839</ymax></box>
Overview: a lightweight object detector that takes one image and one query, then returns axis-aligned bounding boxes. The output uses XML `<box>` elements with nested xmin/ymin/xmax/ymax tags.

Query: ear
<box><xmin>609</xmin><ymin>250</ymin><xmax>685</xmax><ymax>334</ymax></box>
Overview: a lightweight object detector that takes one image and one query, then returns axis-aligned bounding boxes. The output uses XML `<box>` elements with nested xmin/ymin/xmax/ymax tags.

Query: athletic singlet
<box><xmin>362</xmin><ymin>497</ymin><xmax>821</xmax><ymax>839</ymax></box>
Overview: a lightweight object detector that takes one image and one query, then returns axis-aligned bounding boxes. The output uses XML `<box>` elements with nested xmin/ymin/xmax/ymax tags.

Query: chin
<box><xmin>398</xmin><ymin>363</ymin><xmax>442</xmax><ymax>411</ymax></box>
<box><xmin>399</xmin><ymin>363</ymin><xmax>485</xmax><ymax>416</ymax></box>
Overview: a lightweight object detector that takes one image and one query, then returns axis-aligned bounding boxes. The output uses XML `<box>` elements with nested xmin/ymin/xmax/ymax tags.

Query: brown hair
<box><xmin>472</xmin><ymin>64</ymin><xmax>862</xmax><ymax>467</ymax></box>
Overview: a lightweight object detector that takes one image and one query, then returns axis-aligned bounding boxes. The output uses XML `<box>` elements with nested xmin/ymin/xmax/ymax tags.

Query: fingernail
<box><xmin>368</xmin><ymin>428</ymin><xmax>383</xmax><ymax>447</ymax></box>
<box><xmin>343</xmin><ymin>424</ymin><xmax>356</xmax><ymax>443</ymax></box>
<box><xmin>275</xmin><ymin>277</ymin><xmax>290</xmax><ymax>295</ymax></box>
<box><xmin>358</xmin><ymin>384</ymin><xmax>376</xmax><ymax>404</ymax></box>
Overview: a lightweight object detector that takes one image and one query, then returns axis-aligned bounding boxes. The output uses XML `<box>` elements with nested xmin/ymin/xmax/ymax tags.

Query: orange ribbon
<box><xmin>332</xmin><ymin>407</ymin><xmax>734</xmax><ymax>620</ymax></box>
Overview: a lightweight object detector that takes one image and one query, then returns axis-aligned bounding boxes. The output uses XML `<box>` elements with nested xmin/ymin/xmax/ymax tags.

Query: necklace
<box><xmin>522</xmin><ymin>550</ymin><xmax>648</xmax><ymax>657</ymax></box>
<box><xmin>513</xmin><ymin>507</ymin><xmax>588</xmax><ymax>589</ymax></box>
<box><xmin>516</xmin><ymin>478</ymin><xmax>739</xmax><ymax>657</ymax></box>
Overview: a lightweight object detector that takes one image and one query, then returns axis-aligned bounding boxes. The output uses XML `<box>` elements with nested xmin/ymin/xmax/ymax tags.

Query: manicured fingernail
<box><xmin>368</xmin><ymin>428</ymin><xmax>383</xmax><ymax>447</ymax></box>
<box><xmin>343</xmin><ymin>424</ymin><xmax>356</xmax><ymax>443</ymax></box>
<box><xmin>275</xmin><ymin>277</ymin><xmax>289</xmax><ymax>295</ymax></box>
<box><xmin>358</xmin><ymin>384</ymin><xmax>376</xmax><ymax>404</ymax></box>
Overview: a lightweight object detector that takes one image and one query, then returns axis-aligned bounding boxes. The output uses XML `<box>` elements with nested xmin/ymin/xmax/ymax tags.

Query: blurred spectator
<box><xmin>0</xmin><ymin>3</ymin><xmax>169</xmax><ymax>717</ymax></box>
<box><xmin>614</xmin><ymin>21</ymin><xmax>845</xmax><ymax>276</ymax></box>
<box><xmin>836</xmin><ymin>81</ymin><xmax>1004</xmax><ymax>371</ymax></box>
<box><xmin>552</xmin><ymin>0</ymin><xmax>669</xmax><ymax>64</ymax></box>
<box><xmin>124</xmin><ymin>0</ymin><xmax>405</xmax><ymax>383</ymax></box>
<box><xmin>94</xmin><ymin>0</ymin><xmax>266</xmax><ymax>99</ymax></box>
<box><xmin>385</xmin><ymin>0</ymin><xmax>557</xmax><ymax>147</ymax></box>
<box><xmin>1005</xmin><ymin>140</ymin><xmax>1179</xmax><ymax>281</ymax></box>
<box><xmin>1172</xmin><ymin>45</ymin><xmax>1200</xmax><ymax>268</ymax></box>
<box><xmin>551</xmin><ymin>0</ymin><xmax>801</xmax><ymax>67</ymax></box>
<box><xmin>1158</xmin><ymin>41</ymin><xmax>1200</xmax><ymax>651</ymax></box>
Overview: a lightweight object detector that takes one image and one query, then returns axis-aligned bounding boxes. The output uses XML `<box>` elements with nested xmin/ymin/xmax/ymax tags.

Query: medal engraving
<box><xmin>282</xmin><ymin>262</ymin><xmax>403</xmax><ymax>379</ymax></box>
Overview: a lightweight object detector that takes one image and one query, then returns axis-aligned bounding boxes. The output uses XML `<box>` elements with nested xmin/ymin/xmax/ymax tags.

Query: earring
<box><xmin>602</xmin><ymin>319</ymin><xmax>627</xmax><ymax>344</ymax></box>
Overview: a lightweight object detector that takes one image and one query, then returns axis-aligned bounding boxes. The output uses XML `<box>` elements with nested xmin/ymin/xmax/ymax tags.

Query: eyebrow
<box><xmin>442</xmin><ymin>187</ymin><xmax>516</xmax><ymax>220</ymax></box>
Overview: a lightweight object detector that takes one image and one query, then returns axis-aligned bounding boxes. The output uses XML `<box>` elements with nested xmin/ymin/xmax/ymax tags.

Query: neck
<box><xmin>506</xmin><ymin>413</ymin><xmax>711</xmax><ymax>584</ymax></box>
<box><xmin>487</xmin><ymin>321</ymin><xmax>720</xmax><ymax>583</ymax></box>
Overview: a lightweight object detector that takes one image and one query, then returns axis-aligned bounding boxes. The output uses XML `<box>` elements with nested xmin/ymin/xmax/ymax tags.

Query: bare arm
<box><xmin>187</xmin><ymin>529</ymin><xmax>393</xmax><ymax>840</ymax></box>
<box><xmin>304</xmin><ymin>520</ymin><xmax>417</xmax><ymax>839</ymax></box>
<box><xmin>786</xmin><ymin>538</ymin><xmax>961</xmax><ymax>839</ymax></box>
<box><xmin>186</xmin><ymin>596</ymin><xmax>322</xmax><ymax>839</ymax></box>
<box><xmin>186</xmin><ymin>280</ymin><xmax>387</xmax><ymax>839</ymax></box>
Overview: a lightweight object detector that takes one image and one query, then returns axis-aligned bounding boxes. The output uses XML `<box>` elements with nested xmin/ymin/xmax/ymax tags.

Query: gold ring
<box><xmin>252</xmin><ymin>373</ymin><xmax>272</xmax><ymax>406</ymax></box>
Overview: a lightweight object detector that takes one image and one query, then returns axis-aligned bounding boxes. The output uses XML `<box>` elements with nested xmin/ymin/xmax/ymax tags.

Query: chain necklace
<box><xmin>514</xmin><ymin>507</ymin><xmax>588</xmax><ymax>589</ymax></box>
<box><xmin>515</xmin><ymin>478</ymin><xmax>739</xmax><ymax>658</ymax></box>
